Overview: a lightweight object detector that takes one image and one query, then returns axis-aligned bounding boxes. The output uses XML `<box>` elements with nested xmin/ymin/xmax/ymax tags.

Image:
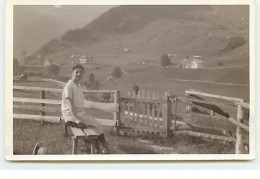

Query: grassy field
<box><xmin>13</xmin><ymin>119</ymin><xmax>235</xmax><ymax>154</ymax></box>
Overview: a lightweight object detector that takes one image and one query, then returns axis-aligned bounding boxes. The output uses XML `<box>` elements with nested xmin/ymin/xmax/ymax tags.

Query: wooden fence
<box><xmin>13</xmin><ymin>85</ymin><xmax>119</xmax><ymax>127</ymax></box>
<box><xmin>118</xmin><ymin>89</ymin><xmax>250</xmax><ymax>154</ymax></box>
<box><xmin>176</xmin><ymin>90</ymin><xmax>250</xmax><ymax>154</ymax></box>
<box><xmin>13</xmin><ymin>83</ymin><xmax>250</xmax><ymax>154</ymax></box>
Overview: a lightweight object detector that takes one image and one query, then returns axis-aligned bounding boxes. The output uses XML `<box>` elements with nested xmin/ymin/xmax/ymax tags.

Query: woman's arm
<box><xmin>65</xmin><ymin>98</ymin><xmax>81</xmax><ymax>123</ymax></box>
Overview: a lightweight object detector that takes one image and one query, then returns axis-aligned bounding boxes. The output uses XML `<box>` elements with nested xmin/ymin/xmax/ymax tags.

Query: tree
<box><xmin>132</xmin><ymin>82</ymin><xmax>139</xmax><ymax>95</ymax></box>
<box><xmin>111</xmin><ymin>67</ymin><xmax>122</xmax><ymax>78</ymax></box>
<box><xmin>47</xmin><ymin>64</ymin><xmax>60</xmax><ymax>76</ymax></box>
<box><xmin>160</xmin><ymin>55</ymin><xmax>170</xmax><ymax>67</ymax></box>
<box><xmin>84</xmin><ymin>73</ymin><xmax>100</xmax><ymax>90</ymax></box>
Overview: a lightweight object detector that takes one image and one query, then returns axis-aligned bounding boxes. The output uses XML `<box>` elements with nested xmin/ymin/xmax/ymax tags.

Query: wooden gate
<box><xmin>119</xmin><ymin>92</ymin><xmax>171</xmax><ymax>138</ymax></box>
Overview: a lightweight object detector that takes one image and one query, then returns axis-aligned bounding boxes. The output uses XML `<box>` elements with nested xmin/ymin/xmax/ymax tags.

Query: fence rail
<box><xmin>13</xmin><ymin>85</ymin><xmax>119</xmax><ymax>127</ymax></box>
<box><xmin>183</xmin><ymin>90</ymin><xmax>249</xmax><ymax>154</ymax></box>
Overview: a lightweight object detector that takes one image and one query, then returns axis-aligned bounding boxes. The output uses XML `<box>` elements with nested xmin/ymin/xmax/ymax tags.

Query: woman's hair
<box><xmin>72</xmin><ymin>64</ymin><xmax>84</xmax><ymax>72</ymax></box>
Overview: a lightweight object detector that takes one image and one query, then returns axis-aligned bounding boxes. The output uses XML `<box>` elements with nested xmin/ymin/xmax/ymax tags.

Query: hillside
<box><xmin>35</xmin><ymin>5</ymin><xmax>249</xmax><ymax>63</ymax></box>
<box><xmin>31</xmin><ymin>5</ymin><xmax>249</xmax><ymax>101</ymax></box>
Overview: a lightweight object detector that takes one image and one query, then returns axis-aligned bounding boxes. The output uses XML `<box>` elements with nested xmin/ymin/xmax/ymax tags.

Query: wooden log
<box><xmin>72</xmin><ymin>138</ymin><xmax>78</xmax><ymax>154</ymax></box>
<box><xmin>185</xmin><ymin>90</ymin><xmax>244</xmax><ymax>103</ymax></box>
<box><xmin>13</xmin><ymin>97</ymin><xmax>61</xmax><ymax>105</ymax></box>
<box><xmin>13</xmin><ymin>114</ymin><xmax>60</xmax><ymax>123</ymax></box>
<box><xmin>228</xmin><ymin>117</ymin><xmax>249</xmax><ymax>132</ymax></box>
<box><xmin>235</xmin><ymin>105</ymin><xmax>244</xmax><ymax>154</ymax></box>
<box><xmin>162</xmin><ymin>96</ymin><xmax>171</xmax><ymax>138</ymax></box>
<box><xmin>136</xmin><ymin>102</ymin><xmax>140</xmax><ymax>126</ymax></box>
<box><xmin>178</xmin><ymin>97</ymin><xmax>237</xmax><ymax>111</ymax></box>
<box><xmin>175</xmin><ymin>130</ymin><xmax>236</xmax><ymax>143</ymax></box>
<box><xmin>119</xmin><ymin>101</ymin><xmax>126</xmax><ymax>126</ymax></box>
<box><xmin>113</xmin><ymin>92</ymin><xmax>120</xmax><ymax>131</ymax></box>
<box><xmin>90</xmin><ymin>140</ymin><xmax>96</xmax><ymax>154</ymax></box>
<box><xmin>184</xmin><ymin>97</ymin><xmax>192</xmax><ymax>123</ymax></box>
<box><xmin>173</xmin><ymin>97</ymin><xmax>178</xmax><ymax>137</ymax></box>
<box><xmin>13</xmin><ymin>105</ymin><xmax>60</xmax><ymax>113</ymax></box>
<box><xmin>14</xmin><ymin>85</ymin><xmax>62</xmax><ymax>93</ymax></box>
<box><xmin>121</xmin><ymin>98</ymin><xmax>165</xmax><ymax>103</ymax></box>
<box><xmin>146</xmin><ymin>103</ymin><xmax>150</xmax><ymax>125</ymax></box>
<box><xmin>210</xmin><ymin>110</ymin><xmax>215</xmax><ymax>116</ymax></box>
<box><xmin>40</xmin><ymin>90</ymin><xmax>46</xmax><ymax>123</ymax></box>
<box><xmin>238</xmin><ymin>102</ymin><xmax>249</xmax><ymax>110</ymax></box>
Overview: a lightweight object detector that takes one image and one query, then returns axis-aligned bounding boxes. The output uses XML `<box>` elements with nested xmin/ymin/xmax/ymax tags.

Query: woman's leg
<box><xmin>97</xmin><ymin>134</ymin><xmax>109</xmax><ymax>153</ymax></box>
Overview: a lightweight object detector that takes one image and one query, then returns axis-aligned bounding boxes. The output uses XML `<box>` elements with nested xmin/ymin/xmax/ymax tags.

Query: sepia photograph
<box><xmin>5</xmin><ymin>0</ymin><xmax>255</xmax><ymax>160</ymax></box>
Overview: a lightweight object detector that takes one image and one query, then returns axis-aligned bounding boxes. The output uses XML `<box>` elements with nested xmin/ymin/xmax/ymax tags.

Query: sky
<box><xmin>13</xmin><ymin>5</ymin><xmax>115</xmax><ymax>56</ymax></box>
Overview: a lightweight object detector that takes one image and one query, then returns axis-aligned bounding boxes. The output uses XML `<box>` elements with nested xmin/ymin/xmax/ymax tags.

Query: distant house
<box><xmin>106</xmin><ymin>76</ymin><xmax>114</xmax><ymax>81</ymax></box>
<box><xmin>179</xmin><ymin>56</ymin><xmax>205</xmax><ymax>69</ymax></box>
<box><xmin>79</xmin><ymin>56</ymin><xmax>87</xmax><ymax>64</ymax></box>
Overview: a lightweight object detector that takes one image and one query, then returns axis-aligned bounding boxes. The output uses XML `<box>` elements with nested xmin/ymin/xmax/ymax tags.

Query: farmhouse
<box><xmin>179</xmin><ymin>56</ymin><xmax>205</xmax><ymax>69</ymax></box>
<box><xmin>79</xmin><ymin>56</ymin><xmax>87</xmax><ymax>64</ymax></box>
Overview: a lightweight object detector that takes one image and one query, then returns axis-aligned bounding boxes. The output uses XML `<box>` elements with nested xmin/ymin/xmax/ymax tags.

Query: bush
<box><xmin>111</xmin><ymin>67</ymin><xmax>122</xmax><ymax>78</ymax></box>
<box><xmin>224</xmin><ymin>36</ymin><xmax>246</xmax><ymax>51</ymax></box>
<box><xmin>47</xmin><ymin>64</ymin><xmax>60</xmax><ymax>76</ymax></box>
<box><xmin>84</xmin><ymin>73</ymin><xmax>100</xmax><ymax>90</ymax></box>
<box><xmin>160</xmin><ymin>55</ymin><xmax>171</xmax><ymax>67</ymax></box>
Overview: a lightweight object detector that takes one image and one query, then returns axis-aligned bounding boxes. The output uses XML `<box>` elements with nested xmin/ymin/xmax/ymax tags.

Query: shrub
<box><xmin>160</xmin><ymin>55</ymin><xmax>171</xmax><ymax>67</ymax></box>
<box><xmin>111</xmin><ymin>67</ymin><xmax>122</xmax><ymax>78</ymax></box>
<box><xmin>84</xmin><ymin>73</ymin><xmax>100</xmax><ymax>90</ymax></box>
<box><xmin>47</xmin><ymin>64</ymin><xmax>60</xmax><ymax>76</ymax></box>
<box><xmin>224</xmin><ymin>36</ymin><xmax>246</xmax><ymax>51</ymax></box>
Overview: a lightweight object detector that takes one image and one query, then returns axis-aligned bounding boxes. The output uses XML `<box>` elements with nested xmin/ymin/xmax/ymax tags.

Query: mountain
<box><xmin>34</xmin><ymin>5</ymin><xmax>249</xmax><ymax>64</ymax></box>
<box><xmin>13</xmin><ymin>5</ymin><xmax>115</xmax><ymax>56</ymax></box>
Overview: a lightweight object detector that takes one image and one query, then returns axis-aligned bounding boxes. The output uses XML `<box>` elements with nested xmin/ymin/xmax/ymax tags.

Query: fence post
<box><xmin>235</xmin><ymin>104</ymin><xmax>244</xmax><ymax>154</ymax></box>
<box><xmin>184</xmin><ymin>94</ymin><xmax>192</xmax><ymax>123</ymax></box>
<box><xmin>173</xmin><ymin>97</ymin><xmax>178</xmax><ymax>138</ymax></box>
<box><xmin>162</xmin><ymin>95</ymin><xmax>171</xmax><ymax>138</ymax></box>
<box><xmin>113</xmin><ymin>91</ymin><xmax>120</xmax><ymax>134</ymax></box>
<box><xmin>40</xmin><ymin>90</ymin><xmax>45</xmax><ymax>123</ymax></box>
<box><xmin>210</xmin><ymin>110</ymin><xmax>215</xmax><ymax>116</ymax></box>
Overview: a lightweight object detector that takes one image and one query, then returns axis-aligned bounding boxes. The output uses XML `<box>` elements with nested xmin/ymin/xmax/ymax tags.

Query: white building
<box><xmin>79</xmin><ymin>56</ymin><xmax>87</xmax><ymax>64</ymax></box>
<box><xmin>180</xmin><ymin>56</ymin><xmax>205</xmax><ymax>69</ymax></box>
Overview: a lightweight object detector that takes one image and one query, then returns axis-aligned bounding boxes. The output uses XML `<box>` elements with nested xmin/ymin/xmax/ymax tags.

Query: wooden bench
<box><xmin>61</xmin><ymin>118</ymin><xmax>99</xmax><ymax>154</ymax></box>
<box><xmin>70</xmin><ymin>127</ymin><xmax>99</xmax><ymax>154</ymax></box>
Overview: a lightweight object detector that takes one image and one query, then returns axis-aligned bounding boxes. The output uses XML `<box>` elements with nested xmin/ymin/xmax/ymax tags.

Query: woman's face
<box><xmin>72</xmin><ymin>68</ymin><xmax>84</xmax><ymax>82</ymax></box>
